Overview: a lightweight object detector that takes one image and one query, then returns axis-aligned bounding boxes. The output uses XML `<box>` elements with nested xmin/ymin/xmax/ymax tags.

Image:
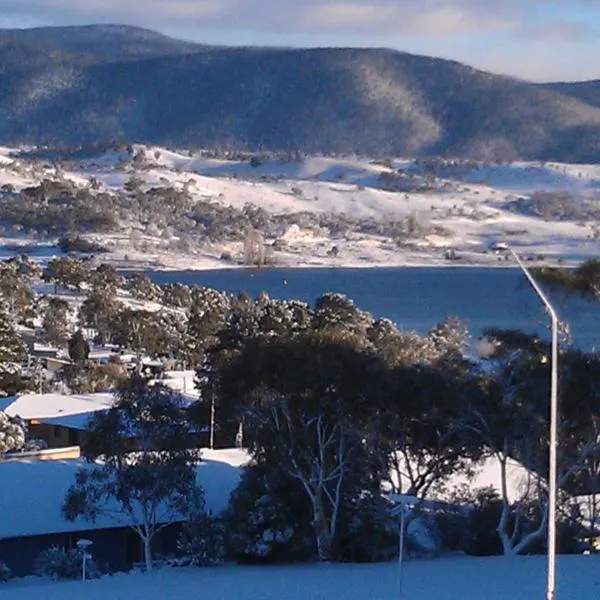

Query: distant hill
<box><xmin>541</xmin><ymin>80</ymin><xmax>600</xmax><ymax>110</ymax></box>
<box><xmin>1</xmin><ymin>25</ymin><xmax>600</xmax><ymax>162</ymax></box>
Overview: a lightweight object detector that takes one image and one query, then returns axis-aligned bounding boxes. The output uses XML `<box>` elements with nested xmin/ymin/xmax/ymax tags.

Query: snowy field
<box><xmin>3</xmin><ymin>555</ymin><xmax>599</xmax><ymax>599</ymax></box>
<box><xmin>1</xmin><ymin>145</ymin><xmax>600</xmax><ymax>271</ymax></box>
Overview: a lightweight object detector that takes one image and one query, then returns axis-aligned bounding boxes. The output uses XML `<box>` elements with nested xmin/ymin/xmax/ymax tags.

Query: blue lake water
<box><xmin>147</xmin><ymin>266</ymin><xmax>600</xmax><ymax>351</ymax></box>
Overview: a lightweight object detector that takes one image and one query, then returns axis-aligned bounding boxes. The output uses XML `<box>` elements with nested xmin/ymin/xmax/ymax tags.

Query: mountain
<box><xmin>1</xmin><ymin>25</ymin><xmax>600</xmax><ymax>162</ymax></box>
<box><xmin>541</xmin><ymin>80</ymin><xmax>600</xmax><ymax>110</ymax></box>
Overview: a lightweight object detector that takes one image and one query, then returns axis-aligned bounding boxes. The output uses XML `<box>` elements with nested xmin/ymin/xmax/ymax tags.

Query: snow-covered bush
<box><xmin>34</xmin><ymin>546</ymin><xmax>95</xmax><ymax>580</ymax></box>
<box><xmin>226</xmin><ymin>466</ymin><xmax>313</xmax><ymax>563</ymax></box>
<box><xmin>176</xmin><ymin>514</ymin><xmax>226</xmax><ymax>566</ymax></box>
<box><xmin>336</xmin><ymin>491</ymin><xmax>398</xmax><ymax>562</ymax></box>
<box><xmin>0</xmin><ymin>560</ymin><xmax>12</xmax><ymax>582</ymax></box>
<box><xmin>0</xmin><ymin>411</ymin><xmax>25</xmax><ymax>454</ymax></box>
<box><xmin>406</xmin><ymin>514</ymin><xmax>443</xmax><ymax>557</ymax></box>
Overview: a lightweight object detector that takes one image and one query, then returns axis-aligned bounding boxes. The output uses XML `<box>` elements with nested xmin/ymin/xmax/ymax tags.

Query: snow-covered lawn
<box><xmin>3</xmin><ymin>555</ymin><xmax>599</xmax><ymax>600</ymax></box>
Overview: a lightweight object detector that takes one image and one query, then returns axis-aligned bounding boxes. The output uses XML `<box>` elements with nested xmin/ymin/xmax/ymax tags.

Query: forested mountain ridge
<box><xmin>1</xmin><ymin>25</ymin><xmax>600</xmax><ymax>162</ymax></box>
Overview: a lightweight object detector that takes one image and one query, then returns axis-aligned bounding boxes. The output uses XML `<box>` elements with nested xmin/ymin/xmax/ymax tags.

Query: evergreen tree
<box><xmin>68</xmin><ymin>330</ymin><xmax>90</xmax><ymax>362</ymax></box>
<box><xmin>0</xmin><ymin>305</ymin><xmax>26</xmax><ymax>369</ymax></box>
<box><xmin>41</xmin><ymin>297</ymin><xmax>70</xmax><ymax>348</ymax></box>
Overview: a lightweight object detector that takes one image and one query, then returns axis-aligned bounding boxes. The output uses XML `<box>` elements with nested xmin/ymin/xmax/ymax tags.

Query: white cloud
<box><xmin>0</xmin><ymin>0</ymin><xmax>594</xmax><ymax>36</ymax></box>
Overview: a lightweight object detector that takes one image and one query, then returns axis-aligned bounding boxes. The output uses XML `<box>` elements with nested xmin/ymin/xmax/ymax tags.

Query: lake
<box><xmin>147</xmin><ymin>266</ymin><xmax>600</xmax><ymax>351</ymax></box>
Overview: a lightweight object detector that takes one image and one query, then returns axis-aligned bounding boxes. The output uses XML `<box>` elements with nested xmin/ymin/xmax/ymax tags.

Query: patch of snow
<box><xmin>1</xmin><ymin>555</ymin><xmax>599</xmax><ymax>599</ymax></box>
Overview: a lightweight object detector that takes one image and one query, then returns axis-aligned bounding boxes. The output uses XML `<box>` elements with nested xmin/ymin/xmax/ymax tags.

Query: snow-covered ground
<box><xmin>2</xmin><ymin>554</ymin><xmax>599</xmax><ymax>599</ymax></box>
<box><xmin>2</xmin><ymin>145</ymin><xmax>600</xmax><ymax>270</ymax></box>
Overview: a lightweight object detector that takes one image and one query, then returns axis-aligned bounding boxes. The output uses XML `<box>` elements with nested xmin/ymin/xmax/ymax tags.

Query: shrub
<box><xmin>176</xmin><ymin>514</ymin><xmax>226</xmax><ymax>566</ymax></box>
<box><xmin>226</xmin><ymin>466</ymin><xmax>313</xmax><ymax>563</ymax></box>
<box><xmin>336</xmin><ymin>491</ymin><xmax>398</xmax><ymax>562</ymax></box>
<box><xmin>34</xmin><ymin>545</ymin><xmax>94</xmax><ymax>580</ymax></box>
<box><xmin>0</xmin><ymin>560</ymin><xmax>12</xmax><ymax>583</ymax></box>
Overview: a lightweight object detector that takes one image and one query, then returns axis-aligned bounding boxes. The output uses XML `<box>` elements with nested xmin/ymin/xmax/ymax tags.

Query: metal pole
<box><xmin>508</xmin><ymin>248</ymin><xmax>558</xmax><ymax>600</ymax></box>
<box><xmin>398</xmin><ymin>506</ymin><xmax>405</xmax><ymax>599</ymax></box>
<box><xmin>82</xmin><ymin>552</ymin><xmax>86</xmax><ymax>581</ymax></box>
<box><xmin>209</xmin><ymin>394</ymin><xmax>215</xmax><ymax>450</ymax></box>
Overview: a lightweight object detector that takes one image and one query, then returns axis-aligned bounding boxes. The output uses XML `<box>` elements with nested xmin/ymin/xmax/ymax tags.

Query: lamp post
<box><xmin>508</xmin><ymin>247</ymin><xmax>559</xmax><ymax>600</ymax></box>
<box><xmin>76</xmin><ymin>538</ymin><xmax>93</xmax><ymax>581</ymax></box>
<box><xmin>389</xmin><ymin>494</ymin><xmax>418</xmax><ymax>599</ymax></box>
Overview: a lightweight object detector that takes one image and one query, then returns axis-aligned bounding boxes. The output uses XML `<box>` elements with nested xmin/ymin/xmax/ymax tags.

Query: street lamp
<box><xmin>388</xmin><ymin>493</ymin><xmax>418</xmax><ymax>599</ymax></box>
<box><xmin>508</xmin><ymin>247</ymin><xmax>559</xmax><ymax>600</ymax></box>
<box><xmin>76</xmin><ymin>538</ymin><xmax>93</xmax><ymax>581</ymax></box>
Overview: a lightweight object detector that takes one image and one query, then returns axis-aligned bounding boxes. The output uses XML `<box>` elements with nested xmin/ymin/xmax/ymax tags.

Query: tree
<box><xmin>0</xmin><ymin>305</ymin><xmax>26</xmax><ymax>370</ymax></box>
<box><xmin>41</xmin><ymin>297</ymin><xmax>70</xmax><ymax>348</ymax></box>
<box><xmin>0</xmin><ymin>261</ymin><xmax>35</xmax><ymax>322</ymax></box>
<box><xmin>243</xmin><ymin>229</ymin><xmax>265</xmax><ymax>266</ymax></box>
<box><xmin>533</xmin><ymin>258</ymin><xmax>600</xmax><ymax>301</ymax></box>
<box><xmin>91</xmin><ymin>263</ymin><xmax>124</xmax><ymax>295</ymax></box>
<box><xmin>63</xmin><ymin>376</ymin><xmax>202</xmax><ymax>571</ymax></box>
<box><xmin>213</xmin><ymin>331</ymin><xmax>388</xmax><ymax>561</ymax></box>
<box><xmin>79</xmin><ymin>288</ymin><xmax>122</xmax><ymax>344</ymax></box>
<box><xmin>0</xmin><ymin>411</ymin><xmax>25</xmax><ymax>454</ymax></box>
<box><xmin>109</xmin><ymin>308</ymin><xmax>177</xmax><ymax>356</ymax></box>
<box><xmin>377</xmin><ymin>363</ymin><xmax>481</xmax><ymax>504</ymax></box>
<box><xmin>45</xmin><ymin>256</ymin><xmax>91</xmax><ymax>291</ymax></box>
<box><xmin>68</xmin><ymin>330</ymin><xmax>90</xmax><ymax>363</ymax></box>
<box><xmin>161</xmin><ymin>283</ymin><xmax>192</xmax><ymax>309</ymax></box>
<box><xmin>471</xmin><ymin>330</ymin><xmax>600</xmax><ymax>555</ymax></box>
<box><xmin>126</xmin><ymin>273</ymin><xmax>160</xmax><ymax>301</ymax></box>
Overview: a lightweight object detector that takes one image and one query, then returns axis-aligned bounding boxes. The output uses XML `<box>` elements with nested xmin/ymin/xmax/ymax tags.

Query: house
<box><xmin>0</xmin><ymin>393</ymin><xmax>114</xmax><ymax>449</ymax></box>
<box><xmin>0</xmin><ymin>448</ymin><xmax>249</xmax><ymax>576</ymax></box>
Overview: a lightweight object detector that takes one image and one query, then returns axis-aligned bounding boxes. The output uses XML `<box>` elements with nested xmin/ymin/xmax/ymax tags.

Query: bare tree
<box><xmin>243</xmin><ymin>229</ymin><xmax>265</xmax><ymax>267</ymax></box>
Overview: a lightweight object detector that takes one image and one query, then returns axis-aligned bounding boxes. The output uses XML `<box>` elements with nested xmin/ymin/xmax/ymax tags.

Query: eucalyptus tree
<box><xmin>63</xmin><ymin>376</ymin><xmax>202</xmax><ymax>571</ymax></box>
<box><xmin>472</xmin><ymin>329</ymin><xmax>600</xmax><ymax>554</ymax></box>
<box><xmin>214</xmin><ymin>331</ymin><xmax>389</xmax><ymax>561</ymax></box>
<box><xmin>533</xmin><ymin>259</ymin><xmax>600</xmax><ymax>301</ymax></box>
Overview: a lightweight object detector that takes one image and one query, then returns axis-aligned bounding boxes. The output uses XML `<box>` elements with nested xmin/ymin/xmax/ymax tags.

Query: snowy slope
<box><xmin>2</xmin><ymin>145</ymin><xmax>600</xmax><ymax>270</ymax></box>
<box><xmin>2</xmin><ymin>554</ymin><xmax>599</xmax><ymax>600</ymax></box>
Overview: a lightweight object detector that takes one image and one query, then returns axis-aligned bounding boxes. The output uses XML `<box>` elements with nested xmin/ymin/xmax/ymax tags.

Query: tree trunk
<box><xmin>143</xmin><ymin>536</ymin><xmax>153</xmax><ymax>571</ymax></box>
<box><xmin>496</xmin><ymin>454</ymin><xmax>514</xmax><ymax>556</ymax></box>
<box><xmin>313</xmin><ymin>490</ymin><xmax>333</xmax><ymax>562</ymax></box>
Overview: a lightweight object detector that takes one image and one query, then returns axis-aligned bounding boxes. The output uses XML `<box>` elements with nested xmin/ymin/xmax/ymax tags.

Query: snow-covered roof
<box><xmin>0</xmin><ymin>448</ymin><xmax>250</xmax><ymax>539</ymax></box>
<box><xmin>0</xmin><ymin>393</ymin><xmax>114</xmax><ymax>421</ymax></box>
<box><xmin>154</xmin><ymin>370</ymin><xmax>199</xmax><ymax>400</ymax></box>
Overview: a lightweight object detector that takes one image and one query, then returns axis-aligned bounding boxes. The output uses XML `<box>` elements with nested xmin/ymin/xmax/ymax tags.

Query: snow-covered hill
<box><xmin>1</xmin><ymin>145</ymin><xmax>599</xmax><ymax>270</ymax></box>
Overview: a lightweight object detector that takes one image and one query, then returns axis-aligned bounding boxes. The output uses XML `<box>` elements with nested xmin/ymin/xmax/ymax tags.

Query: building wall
<box><xmin>0</xmin><ymin>524</ymin><xmax>181</xmax><ymax>577</ymax></box>
<box><xmin>30</xmin><ymin>423</ymin><xmax>89</xmax><ymax>450</ymax></box>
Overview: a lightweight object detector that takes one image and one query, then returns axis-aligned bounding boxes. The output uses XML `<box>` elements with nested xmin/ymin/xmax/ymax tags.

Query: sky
<box><xmin>0</xmin><ymin>0</ymin><xmax>599</xmax><ymax>82</ymax></box>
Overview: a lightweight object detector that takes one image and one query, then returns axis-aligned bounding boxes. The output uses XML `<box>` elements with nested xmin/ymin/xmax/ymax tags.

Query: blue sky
<box><xmin>0</xmin><ymin>0</ymin><xmax>599</xmax><ymax>81</ymax></box>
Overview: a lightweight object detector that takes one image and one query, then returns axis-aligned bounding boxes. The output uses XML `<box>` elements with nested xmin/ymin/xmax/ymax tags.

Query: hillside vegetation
<box><xmin>1</xmin><ymin>25</ymin><xmax>600</xmax><ymax>162</ymax></box>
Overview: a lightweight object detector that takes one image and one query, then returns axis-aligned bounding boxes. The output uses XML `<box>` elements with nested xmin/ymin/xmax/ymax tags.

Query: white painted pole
<box><xmin>508</xmin><ymin>248</ymin><xmax>558</xmax><ymax>600</ymax></box>
<box><xmin>398</xmin><ymin>505</ymin><xmax>405</xmax><ymax>599</ymax></box>
<box><xmin>209</xmin><ymin>394</ymin><xmax>215</xmax><ymax>450</ymax></box>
